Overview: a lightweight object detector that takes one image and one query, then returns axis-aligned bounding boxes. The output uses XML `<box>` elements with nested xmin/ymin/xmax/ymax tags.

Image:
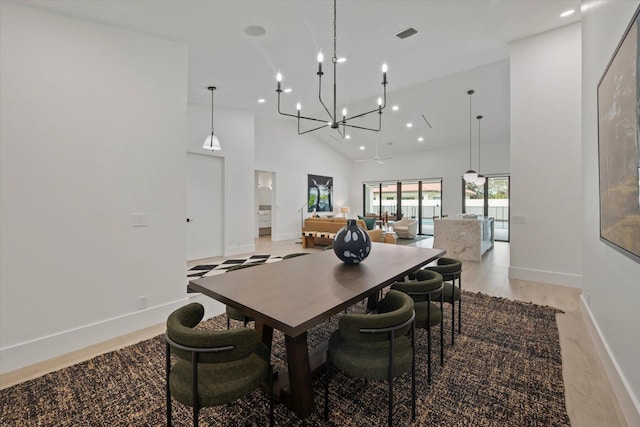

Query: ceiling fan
<box><xmin>355</xmin><ymin>136</ymin><xmax>391</xmax><ymax>164</ymax></box>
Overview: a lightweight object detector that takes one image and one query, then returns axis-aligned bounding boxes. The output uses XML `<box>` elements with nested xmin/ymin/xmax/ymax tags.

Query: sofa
<box><xmin>302</xmin><ymin>217</ymin><xmax>395</xmax><ymax>248</ymax></box>
<box><xmin>393</xmin><ymin>218</ymin><xmax>418</xmax><ymax>239</ymax></box>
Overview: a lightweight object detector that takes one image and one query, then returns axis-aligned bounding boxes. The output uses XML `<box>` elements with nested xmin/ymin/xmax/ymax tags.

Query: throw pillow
<box><xmin>364</xmin><ymin>217</ymin><xmax>376</xmax><ymax>230</ymax></box>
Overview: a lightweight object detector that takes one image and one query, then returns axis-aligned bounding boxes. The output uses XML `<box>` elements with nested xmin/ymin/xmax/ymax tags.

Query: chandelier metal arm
<box><xmin>317</xmin><ymin>71</ymin><xmax>335</xmax><ymax>122</ymax></box>
<box><xmin>343</xmin><ymin>121</ymin><xmax>381</xmax><ymax>132</ymax></box>
<box><xmin>345</xmin><ymin>102</ymin><xmax>384</xmax><ymax>122</ymax></box>
<box><xmin>298</xmin><ymin>122</ymin><xmax>330</xmax><ymax>135</ymax></box>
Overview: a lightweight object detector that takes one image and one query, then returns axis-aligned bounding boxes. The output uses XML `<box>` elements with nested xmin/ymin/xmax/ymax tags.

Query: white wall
<box><xmin>349</xmin><ymin>142</ymin><xmax>510</xmax><ymax>218</ymax></box>
<box><xmin>509</xmin><ymin>23</ymin><xmax>583</xmax><ymax>287</ymax></box>
<box><xmin>255</xmin><ymin>119</ymin><xmax>353</xmax><ymax>241</ymax></box>
<box><xmin>188</xmin><ymin>105</ymin><xmax>256</xmax><ymax>255</ymax></box>
<box><xmin>581</xmin><ymin>1</ymin><xmax>640</xmax><ymax>423</ymax></box>
<box><xmin>0</xmin><ymin>4</ymin><xmax>188</xmax><ymax>373</ymax></box>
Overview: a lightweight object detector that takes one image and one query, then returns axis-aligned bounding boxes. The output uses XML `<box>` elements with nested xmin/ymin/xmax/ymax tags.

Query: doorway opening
<box><xmin>256</xmin><ymin>170</ymin><xmax>275</xmax><ymax>238</ymax></box>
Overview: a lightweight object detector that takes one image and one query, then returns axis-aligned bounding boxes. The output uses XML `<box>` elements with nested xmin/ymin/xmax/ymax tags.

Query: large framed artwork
<box><xmin>308</xmin><ymin>174</ymin><xmax>333</xmax><ymax>212</ymax></box>
<box><xmin>597</xmin><ymin>4</ymin><xmax>640</xmax><ymax>263</ymax></box>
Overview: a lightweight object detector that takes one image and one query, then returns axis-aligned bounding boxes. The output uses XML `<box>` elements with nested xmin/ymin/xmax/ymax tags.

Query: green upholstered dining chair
<box><xmin>391</xmin><ymin>269</ymin><xmax>444</xmax><ymax>384</ymax></box>
<box><xmin>165</xmin><ymin>302</ymin><xmax>273</xmax><ymax>427</ymax></box>
<box><xmin>324</xmin><ymin>290</ymin><xmax>416</xmax><ymax>427</ymax></box>
<box><xmin>423</xmin><ymin>257</ymin><xmax>462</xmax><ymax>345</ymax></box>
<box><xmin>282</xmin><ymin>252</ymin><xmax>310</xmax><ymax>259</ymax></box>
<box><xmin>224</xmin><ymin>263</ymin><xmax>260</xmax><ymax>329</ymax></box>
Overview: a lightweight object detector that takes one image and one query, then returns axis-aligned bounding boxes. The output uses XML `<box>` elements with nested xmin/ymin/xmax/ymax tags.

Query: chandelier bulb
<box><xmin>342</xmin><ymin>108</ymin><xmax>347</xmax><ymax>117</ymax></box>
<box><xmin>377</xmin><ymin>97</ymin><xmax>383</xmax><ymax>106</ymax></box>
<box><xmin>296</xmin><ymin>102</ymin><xmax>301</xmax><ymax>111</ymax></box>
<box><xmin>317</xmin><ymin>52</ymin><xmax>324</xmax><ymax>63</ymax></box>
<box><xmin>276</xmin><ymin>73</ymin><xmax>282</xmax><ymax>82</ymax></box>
<box><xmin>382</xmin><ymin>63</ymin><xmax>388</xmax><ymax>73</ymax></box>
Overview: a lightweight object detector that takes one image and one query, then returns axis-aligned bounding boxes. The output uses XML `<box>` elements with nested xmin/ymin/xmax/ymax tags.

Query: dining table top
<box><xmin>188</xmin><ymin>242</ymin><xmax>445</xmax><ymax>337</ymax></box>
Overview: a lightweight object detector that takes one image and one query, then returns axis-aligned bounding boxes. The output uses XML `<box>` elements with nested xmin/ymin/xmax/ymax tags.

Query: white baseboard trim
<box><xmin>580</xmin><ymin>295</ymin><xmax>640</xmax><ymax>427</ymax></box>
<box><xmin>508</xmin><ymin>266</ymin><xmax>582</xmax><ymax>288</ymax></box>
<box><xmin>272</xmin><ymin>232</ymin><xmax>303</xmax><ymax>242</ymax></box>
<box><xmin>224</xmin><ymin>244</ymin><xmax>256</xmax><ymax>256</ymax></box>
<box><xmin>0</xmin><ymin>297</ymin><xmax>189</xmax><ymax>375</ymax></box>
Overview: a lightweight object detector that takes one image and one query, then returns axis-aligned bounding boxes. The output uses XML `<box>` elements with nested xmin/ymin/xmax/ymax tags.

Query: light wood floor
<box><xmin>1</xmin><ymin>237</ymin><xmax>628</xmax><ymax>426</ymax></box>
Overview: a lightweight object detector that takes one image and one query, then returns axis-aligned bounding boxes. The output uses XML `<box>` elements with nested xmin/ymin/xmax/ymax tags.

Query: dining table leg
<box><xmin>255</xmin><ymin>321</ymin><xmax>274</xmax><ymax>353</ymax></box>
<box><xmin>284</xmin><ymin>332</ymin><xmax>313</xmax><ymax>419</ymax></box>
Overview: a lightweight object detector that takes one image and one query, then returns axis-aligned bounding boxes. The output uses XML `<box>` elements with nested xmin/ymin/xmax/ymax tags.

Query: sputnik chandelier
<box><xmin>275</xmin><ymin>0</ymin><xmax>388</xmax><ymax>136</ymax></box>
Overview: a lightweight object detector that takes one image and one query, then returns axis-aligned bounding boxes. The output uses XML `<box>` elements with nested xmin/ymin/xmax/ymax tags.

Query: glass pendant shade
<box><xmin>474</xmin><ymin>174</ymin><xmax>486</xmax><ymax>185</ymax></box>
<box><xmin>203</xmin><ymin>133</ymin><xmax>221</xmax><ymax>151</ymax></box>
<box><xmin>463</xmin><ymin>170</ymin><xmax>478</xmax><ymax>182</ymax></box>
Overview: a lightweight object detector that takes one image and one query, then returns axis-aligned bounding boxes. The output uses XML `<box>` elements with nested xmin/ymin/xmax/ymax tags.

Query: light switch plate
<box><xmin>512</xmin><ymin>215</ymin><xmax>525</xmax><ymax>224</ymax></box>
<box><xmin>131</xmin><ymin>213</ymin><xmax>148</xmax><ymax>227</ymax></box>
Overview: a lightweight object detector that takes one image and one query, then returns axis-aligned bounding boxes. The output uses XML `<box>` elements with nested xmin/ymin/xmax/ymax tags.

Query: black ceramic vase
<box><xmin>333</xmin><ymin>219</ymin><xmax>372</xmax><ymax>264</ymax></box>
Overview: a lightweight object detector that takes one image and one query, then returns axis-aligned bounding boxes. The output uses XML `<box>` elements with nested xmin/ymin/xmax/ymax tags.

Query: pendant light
<box><xmin>463</xmin><ymin>89</ymin><xmax>477</xmax><ymax>182</ymax></box>
<box><xmin>474</xmin><ymin>115</ymin><xmax>486</xmax><ymax>186</ymax></box>
<box><xmin>275</xmin><ymin>0</ymin><xmax>388</xmax><ymax>137</ymax></box>
<box><xmin>203</xmin><ymin>86</ymin><xmax>222</xmax><ymax>151</ymax></box>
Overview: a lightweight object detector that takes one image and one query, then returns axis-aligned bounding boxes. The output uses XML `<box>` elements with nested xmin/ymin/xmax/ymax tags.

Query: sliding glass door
<box><xmin>420</xmin><ymin>180</ymin><xmax>442</xmax><ymax>235</ymax></box>
<box><xmin>363</xmin><ymin>178</ymin><xmax>442</xmax><ymax>235</ymax></box>
<box><xmin>462</xmin><ymin>175</ymin><xmax>509</xmax><ymax>241</ymax></box>
<box><xmin>488</xmin><ymin>176</ymin><xmax>509</xmax><ymax>241</ymax></box>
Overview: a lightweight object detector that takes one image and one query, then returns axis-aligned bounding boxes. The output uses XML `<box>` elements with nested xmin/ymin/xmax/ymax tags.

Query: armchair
<box><xmin>165</xmin><ymin>302</ymin><xmax>273</xmax><ymax>426</ymax></box>
<box><xmin>393</xmin><ymin>218</ymin><xmax>418</xmax><ymax>239</ymax></box>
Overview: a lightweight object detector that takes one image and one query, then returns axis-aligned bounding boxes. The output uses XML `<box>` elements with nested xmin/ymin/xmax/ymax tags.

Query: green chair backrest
<box><xmin>166</xmin><ymin>303</ymin><xmax>258</xmax><ymax>363</ymax></box>
<box><xmin>391</xmin><ymin>270</ymin><xmax>443</xmax><ymax>302</ymax></box>
<box><xmin>338</xmin><ymin>290</ymin><xmax>414</xmax><ymax>342</ymax></box>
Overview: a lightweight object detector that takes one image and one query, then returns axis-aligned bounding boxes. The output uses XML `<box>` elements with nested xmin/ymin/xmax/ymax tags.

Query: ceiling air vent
<box><xmin>394</xmin><ymin>27</ymin><xmax>418</xmax><ymax>40</ymax></box>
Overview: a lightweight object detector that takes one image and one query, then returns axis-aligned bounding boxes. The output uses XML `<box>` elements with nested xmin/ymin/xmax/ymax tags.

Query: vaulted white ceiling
<box><xmin>19</xmin><ymin>0</ymin><xmax>581</xmax><ymax>159</ymax></box>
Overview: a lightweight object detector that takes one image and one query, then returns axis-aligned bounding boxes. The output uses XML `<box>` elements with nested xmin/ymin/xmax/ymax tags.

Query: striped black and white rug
<box><xmin>187</xmin><ymin>254</ymin><xmax>282</xmax><ymax>279</ymax></box>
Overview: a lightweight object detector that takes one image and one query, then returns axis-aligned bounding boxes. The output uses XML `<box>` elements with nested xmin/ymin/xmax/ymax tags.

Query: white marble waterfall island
<box><xmin>433</xmin><ymin>217</ymin><xmax>494</xmax><ymax>261</ymax></box>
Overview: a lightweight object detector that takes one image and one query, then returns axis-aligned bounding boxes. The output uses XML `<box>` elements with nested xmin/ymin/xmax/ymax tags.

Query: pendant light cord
<box><xmin>210</xmin><ymin>87</ymin><xmax>214</xmax><ymax>132</ymax></box>
<box><xmin>468</xmin><ymin>90</ymin><xmax>473</xmax><ymax>169</ymax></box>
<box><xmin>333</xmin><ymin>0</ymin><xmax>337</xmax><ymax>60</ymax></box>
<box><xmin>477</xmin><ymin>116</ymin><xmax>482</xmax><ymax>173</ymax></box>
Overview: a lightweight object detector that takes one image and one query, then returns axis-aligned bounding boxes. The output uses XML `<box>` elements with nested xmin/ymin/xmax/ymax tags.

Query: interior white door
<box><xmin>186</xmin><ymin>153</ymin><xmax>223</xmax><ymax>261</ymax></box>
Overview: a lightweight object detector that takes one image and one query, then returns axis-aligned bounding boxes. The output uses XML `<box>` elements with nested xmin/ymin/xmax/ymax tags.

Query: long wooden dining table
<box><xmin>188</xmin><ymin>242</ymin><xmax>445</xmax><ymax>419</ymax></box>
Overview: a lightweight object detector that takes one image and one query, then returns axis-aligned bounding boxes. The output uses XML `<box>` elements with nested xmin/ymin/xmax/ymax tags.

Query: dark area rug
<box><xmin>0</xmin><ymin>292</ymin><xmax>570</xmax><ymax>426</ymax></box>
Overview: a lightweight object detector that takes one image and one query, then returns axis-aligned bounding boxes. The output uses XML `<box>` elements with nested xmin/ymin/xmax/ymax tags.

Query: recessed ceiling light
<box><xmin>258</xmin><ymin>98</ymin><xmax>265</xmax><ymax>103</ymax></box>
<box><xmin>560</xmin><ymin>9</ymin><xmax>575</xmax><ymax>17</ymax></box>
<box><xmin>244</xmin><ymin>25</ymin><xmax>267</xmax><ymax>37</ymax></box>
<box><xmin>392</xmin><ymin>105</ymin><xmax>399</xmax><ymax>111</ymax></box>
<box><xmin>284</xmin><ymin>88</ymin><xmax>292</xmax><ymax>93</ymax></box>
<box><xmin>337</xmin><ymin>57</ymin><xmax>347</xmax><ymax>63</ymax></box>
<box><xmin>418</xmin><ymin>137</ymin><xmax>424</xmax><ymax>142</ymax></box>
<box><xmin>406</xmin><ymin>122</ymin><xmax>413</xmax><ymax>128</ymax></box>
<box><xmin>360</xmin><ymin>146</ymin><xmax>365</xmax><ymax>150</ymax></box>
